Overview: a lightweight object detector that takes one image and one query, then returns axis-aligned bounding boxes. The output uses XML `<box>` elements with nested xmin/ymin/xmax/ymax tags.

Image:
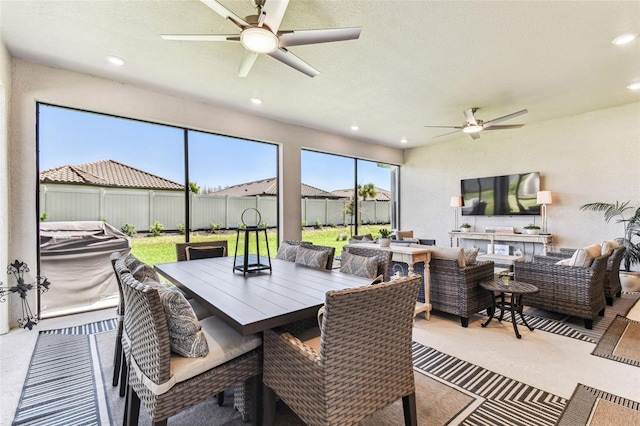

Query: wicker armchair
<box><xmin>263</xmin><ymin>275</ymin><xmax>421</xmax><ymax>426</ymax></box>
<box><xmin>175</xmin><ymin>241</ymin><xmax>228</xmax><ymax>262</ymax></box>
<box><xmin>110</xmin><ymin>252</ymin><xmax>129</xmax><ymax>396</ymax></box>
<box><xmin>342</xmin><ymin>245</ymin><xmax>393</xmax><ymax>281</ymax></box>
<box><xmin>429</xmin><ymin>257</ymin><xmax>495</xmax><ymax>327</ymax></box>
<box><xmin>537</xmin><ymin>247</ymin><xmax>625</xmax><ymax>306</ymax></box>
<box><xmin>117</xmin><ymin>262</ymin><xmax>263</xmax><ymax>426</ymax></box>
<box><xmin>514</xmin><ymin>254</ymin><xmax>609</xmax><ymax>329</ymax></box>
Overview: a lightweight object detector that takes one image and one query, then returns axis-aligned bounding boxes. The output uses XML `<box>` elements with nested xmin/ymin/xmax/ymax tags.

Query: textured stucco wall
<box><xmin>6</xmin><ymin>59</ymin><xmax>403</xmax><ymax>328</ymax></box>
<box><xmin>401</xmin><ymin>102</ymin><xmax>640</xmax><ymax>255</ymax></box>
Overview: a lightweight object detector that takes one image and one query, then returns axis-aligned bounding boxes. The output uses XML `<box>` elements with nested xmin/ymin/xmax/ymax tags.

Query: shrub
<box><xmin>209</xmin><ymin>222</ymin><xmax>221</xmax><ymax>232</ymax></box>
<box><xmin>39</xmin><ymin>212</ymin><xmax>47</xmax><ymax>222</ymax></box>
<box><xmin>121</xmin><ymin>223</ymin><xmax>136</xmax><ymax>236</ymax></box>
<box><xmin>329</xmin><ymin>221</ymin><xmax>337</xmax><ymax>228</ymax></box>
<box><xmin>314</xmin><ymin>218</ymin><xmax>322</xmax><ymax>229</ymax></box>
<box><xmin>336</xmin><ymin>232</ymin><xmax>348</xmax><ymax>241</ymax></box>
<box><xmin>177</xmin><ymin>223</ymin><xmax>186</xmax><ymax>235</ymax></box>
<box><xmin>150</xmin><ymin>221</ymin><xmax>164</xmax><ymax>237</ymax></box>
<box><xmin>259</xmin><ymin>221</ymin><xmax>269</xmax><ymax>228</ymax></box>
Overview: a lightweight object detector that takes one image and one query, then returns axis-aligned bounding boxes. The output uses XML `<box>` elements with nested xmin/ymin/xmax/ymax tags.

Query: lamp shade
<box><xmin>537</xmin><ymin>190</ymin><xmax>552</xmax><ymax>205</ymax></box>
<box><xmin>450</xmin><ymin>196</ymin><xmax>463</xmax><ymax>207</ymax></box>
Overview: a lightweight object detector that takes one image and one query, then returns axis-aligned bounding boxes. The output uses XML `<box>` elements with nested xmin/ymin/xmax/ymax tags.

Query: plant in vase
<box><xmin>523</xmin><ymin>224</ymin><xmax>540</xmax><ymax>235</ymax></box>
<box><xmin>378</xmin><ymin>228</ymin><xmax>392</xmax><ymax>247</ymax></box>
<box><xmin>459</xmin><ymin>223</ymin><xmax>471</xmax><ymax>232</ymax></box>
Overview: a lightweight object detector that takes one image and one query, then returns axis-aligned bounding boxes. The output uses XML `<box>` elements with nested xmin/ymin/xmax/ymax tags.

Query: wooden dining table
<box><xmin>154</xmin><ymin>256</ymin><xmax>373</xmax><ymax>336</ymax></box>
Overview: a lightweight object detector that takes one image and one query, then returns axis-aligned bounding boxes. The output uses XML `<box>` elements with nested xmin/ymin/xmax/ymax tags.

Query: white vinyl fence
<box><xmin>39</xmin><ymin>184</ymin><xmax>390</xmax><ymax>232</ymax></box>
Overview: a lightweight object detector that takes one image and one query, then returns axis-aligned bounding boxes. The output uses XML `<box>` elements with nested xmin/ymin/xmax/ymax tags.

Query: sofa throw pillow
<box><xmin>464</xmin><ymin>247</ymin><xmax>479</xmax><ymax>265</ymax></box>
<box><xmin>339</xmin><ymin>251</ymin><xmax>378</xmax><ymax>279</ymax></box>
<box><xmin>295</xmin><ymin>246</ymin><xmax>330</xmax><ymax>270</ymax></box>
<box><xmin>276</xmin><ymin>242</ymin><xmax>300</xmax><ymax>262</ymax></box>
<box><xmin>568</xmin><ymin>249</ymin><xmax>591</xmax><ymax>267</ymax></box>
<box><xmin>556</xmin><ymin>258</ymin><xmax>572</xmax><ymax>266</ymax></box>
<box><xmin>601</xmin><ymin>240</ymin><xmax>619</xmax><ymax>256</ymax></box>
<box><xmin>186</xmin><ymin>246</ymin><xmax>225</xmax><ymax>261</ymax></box>
<box><xmin>429</xmin><ymin>246</ymin><xmax>466</xmax><ymax>268</ymax></box>
<box><xmin>124</xmin><ymin>254</ymin><xmax>142</xmax><ymax>271</ymax></box>
<box><xmin>145</xmin><ymin>280</ymin><xmax>209</xmax><ymax>358</ymax></box>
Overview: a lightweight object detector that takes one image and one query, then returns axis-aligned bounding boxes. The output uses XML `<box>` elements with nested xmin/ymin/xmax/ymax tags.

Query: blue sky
<box><xmin>38</xmin><ymin>105</ymin><xmax>391</xmax><ymax>191</ymax></box>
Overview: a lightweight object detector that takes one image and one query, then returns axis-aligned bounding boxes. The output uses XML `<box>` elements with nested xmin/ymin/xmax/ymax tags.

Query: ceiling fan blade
<box><xmin>261</xmin><ymin>0</ymin><xmax>289</xmax><ymax>33</ymax></box>
<box><xmin>424</xmin><ymin>125</ymin><xmax>464</xmax><ymax>129</ymax></box>
<box><xmin>483</xmin><ymin>109</ymin><xmax>528</xmax><ymax>128</ymax></box>
<box><xmin>268</xmin><ymin>48</ymin><xmax>320</xmax><ymax>77</ymax></box>
<box><xmin>161</xmin><ymin>34</ymin><xmax>240</xmax><ymax>42</ymax></box>
<box><xmin>483</xmin><ymin>124</ymin><xmax>525</xmax><ymax>130</ymax></box>
<box><xmin>278</xmin><ymin>27</ymin><xmax>361</xmax><ymax>47</ymax></box>
<box><xmin>469</xmin><ymin>132</ymin><xmax>481</xmax><ymax>140</ymax></box>
<box><xmin>200</xmin><ymin>0</ymin><xmax>249</xmax><ymax>28</ymax></box>
<box><xmin>463</xmin><ymin>109</ymin><xmax>478</xmax><ymax>125</ymax></box>
<box><xmin>432</xmin><ymin>129</ymin><xmax>462</xmax><ymax>139</ymax></box>
<box><xmin>238</xmin><ymin>50</ymin><xmax>259</xmax><ymax>77</ymax></box>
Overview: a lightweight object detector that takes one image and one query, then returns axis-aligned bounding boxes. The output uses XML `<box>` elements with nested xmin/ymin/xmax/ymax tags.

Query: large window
<box><xmin>301</xmin><ymin>150</ymin><xmax>398</xmax><ymax>256</ymax></box>
<box><xmin>37</xmin><ymin>104</ymin><xmax>278</xmax><ymax>268</ymax></box>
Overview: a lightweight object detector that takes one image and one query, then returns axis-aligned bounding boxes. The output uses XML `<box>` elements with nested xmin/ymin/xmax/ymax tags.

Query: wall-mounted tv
<box><xmin>461</xmin><ymin>172</ymin><xmax>540</xmax><ymax>216</ymax></box>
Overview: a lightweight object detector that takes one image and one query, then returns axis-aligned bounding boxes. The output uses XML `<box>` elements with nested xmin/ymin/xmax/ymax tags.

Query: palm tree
<box><xmin>580</xmin><ymin>201</ymin><xmax>640</xmax><ymax>271</ymax></box>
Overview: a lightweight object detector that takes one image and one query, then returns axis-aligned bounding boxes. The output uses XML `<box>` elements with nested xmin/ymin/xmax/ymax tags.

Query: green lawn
<box><xmin>130</xmin><ymin>225</ymin><xmax>386</xmax><ymax>266</ymax></box>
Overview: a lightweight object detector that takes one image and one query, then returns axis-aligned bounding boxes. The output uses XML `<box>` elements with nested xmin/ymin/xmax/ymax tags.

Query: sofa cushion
<box><xmin>276</xmin><ymin>241</ymin><xmax>300</xmax><ymax>262</ymax></box>
<box><xmin>429</xmin><ymin>246</ymin><xmax>466</xmax><ymax>268</ymax></box>
<box><xmin>339</xmin><ymin>251</ymin><xmax>378</xmax><ymax>279</ymax></box>
<box><xmin>464</xmin><ymin>247</ymin><xmax>479</xmax><ymax>265</ymax></box>
<box><xmin>295</xmin><ymin>246</ymin><xmax>330</xmax><ymax>270</ymax></box>
<box><xmin>568</xmin><ymin>249</ymin><xmax>592</xmax><ymax>267</ymax></box>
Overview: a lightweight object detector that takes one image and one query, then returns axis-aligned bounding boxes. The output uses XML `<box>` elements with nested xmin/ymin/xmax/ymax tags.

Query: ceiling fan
<box><xmin>425</xmin><ymin>108</ymin><xmax>528</xmax><ymax>140</ymax></box>
<box><xmin>161</xmin><ymin>0</ymin><xmax>361</xmax><ymax>78</ymax></box>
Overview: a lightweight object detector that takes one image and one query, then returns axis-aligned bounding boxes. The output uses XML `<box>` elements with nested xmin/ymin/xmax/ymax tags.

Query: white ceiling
<box><xmin>1</xmin><ymin>0</ymin><xmax>639</xmax><ymax>148</ymax></box>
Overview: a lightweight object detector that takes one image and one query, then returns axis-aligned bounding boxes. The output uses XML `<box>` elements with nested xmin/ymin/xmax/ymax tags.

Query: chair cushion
<box><xmin>145</xmin><ymin>280</ymin><xmax>209</xmax><ymax>357</ymax></box>
<box><xmin>186</xmin><ymin>245</ymin><xmax>225</xmax><ymax>261</ymax></box>
<box><xmin>293</xmin><ymin>326</ymin><xmax>321</xmax><ymax>353</ymax></box>
<box><xmin>169</xmin><ymin>316</ymin><xmax>262</xmax><ymax>386</ymax></box>
<box><xmin>464</xmin><ymin>247</ymin><xmax>479</xmax><ymax>265</ymax></box>
<box><xmin>339</xmin><ymin>251</ymin><xmax>378</xmax><ymax>279</ymax></box>
<box><xmin>276</xmin><ymin>241</ymin><xmax>299</xmax><ymax>262</ymax></box>
<box><xmin>295</xmin><ymin>246</ymin><xmax>330</xmax><ymax>270</ymax></box>
<box><xmin>429</xmin><ymin>246</ymin><xmax>466</xmax><ymax>268</ymax></box>
<box><xmin>131</xmin><ymin>263</ymin><xmax>159</xmax><ymax>283</ymax></box>
<box><xmin>568</xmin><ymin>249</ymin><xmax>591</xmax><ymax>267</ymax></box>
<box><xmin>601</xmin><ymin>240</ymin><xmax>619</xmax><ymax>256</ymax></box>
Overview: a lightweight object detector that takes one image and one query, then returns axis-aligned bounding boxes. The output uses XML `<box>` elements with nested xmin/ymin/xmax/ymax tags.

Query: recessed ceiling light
<box><xmin>106</xmin><ymin>55</ymin><xmax>126</xmax><ymax>66</ymax></box>
<box><xmin>400</xmin><ymin>138</ymin><xmax>408</xmax><ymax>144</ymax></box>
<box><xmin>627</xmin><ymin>82</ymin><xmax>640</xmax><ymax>91</ymax></box>
<box><xmin>250</xmin><ymin>97</ymin><xmax>263</xmax><ymax>105</ymax></box>
<box><xmin>350</xmin><ymin>125</ymin><xmax>359</xmax><ymax>131</ymax></box>
<box><xmin>612</xmin><ymin>33</ymin><xmax>638</xmax><ymax>45</ymax></box>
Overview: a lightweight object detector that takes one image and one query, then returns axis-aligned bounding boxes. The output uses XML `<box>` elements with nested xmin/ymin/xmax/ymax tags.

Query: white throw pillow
<box><xmin>429</xmin><ymin>246</ymin><xmax>466</xmax><ymax>268</ymax></box>
<box><xmin>569</xmin><ymin>249</ymin><xmax>591</xmax><ymax>267</ymax></box>
<box><xmin>601</xmin><ymin>240</ymin><xmax>619</xmax><ymax>256</ymax></box>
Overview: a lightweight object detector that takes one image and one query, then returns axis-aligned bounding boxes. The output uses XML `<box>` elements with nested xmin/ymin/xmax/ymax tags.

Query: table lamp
<box><xmin>536</xmin><ymin>190</ymin><xmax>552</xmax><ymax>235</ymax></box>
<box><xmin>450</xmin><ymin>196</ymin><xmax>463</xmax><ymax>231</ymax></box>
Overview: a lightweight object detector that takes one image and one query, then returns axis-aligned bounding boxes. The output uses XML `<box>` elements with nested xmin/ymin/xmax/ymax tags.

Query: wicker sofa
<box><xmin>538</xmin><ymin>246</ymin><xmax>625</xmax><ymax>306</ymax></box>
<box><xmin>514</xmin><ymin>253</ymin><xmax>609</xmax><ymax>329</ymax></box>
<box><xmin>426</xmin><ymin>247</ymin><xmax>495</xmax><ymax>327</ymax></box>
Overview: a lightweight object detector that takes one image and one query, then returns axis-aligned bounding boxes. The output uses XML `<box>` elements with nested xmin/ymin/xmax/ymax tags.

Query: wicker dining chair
<box><xmin>175</xmin><ymin>240</ymin><xmax>228</xmax><ymax>262</ymax></box>
<box><xmin>117</xmin><ymin>265</ymin><xmax>263</xmax><ymax>426</ymax></box>
<box><xmin>110</xmin><ymin>252</ymin><xmax>129</xmax><ymax>396</ymax></box>
<box><xmin>263</xmin><ymin>275</ymin><xmax>422</xmax><ymax>426</ymax></box>
<box><xmin>342</xmin><ymin>245</ymin><xmax>393</xmax><ymax>282</ymax></box>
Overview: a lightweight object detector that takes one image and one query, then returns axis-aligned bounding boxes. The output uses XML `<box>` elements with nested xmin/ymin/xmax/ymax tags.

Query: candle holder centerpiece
<box><xmin>233</xmin><ymin>208</ymin><xmax>272</xmax><ymax>275</ymax></box>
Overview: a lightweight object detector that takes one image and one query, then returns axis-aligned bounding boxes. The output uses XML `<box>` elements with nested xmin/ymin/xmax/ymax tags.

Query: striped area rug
<box><xmin>39</xmin><ymin>318</ymin><xmax>118</xmax><ymax>335</ymax></box>
<box><xmin>12</xmin><ymin>328</ymin><xmax>112</xmax><ymax>425</ymax></box>
<box><xmin>479</xmin><ymin>292</ymin><xmax>640</xmax><ymax>343</ymax></box>
<box><xmin>557</xmin><ymin>384</ymin><xmax>640</xmax><ymax>425</ymax></box>
<box><xmin>412</xmin><ymin>342</ymin><xmax>567</xmax><ymax>426</ymax></box>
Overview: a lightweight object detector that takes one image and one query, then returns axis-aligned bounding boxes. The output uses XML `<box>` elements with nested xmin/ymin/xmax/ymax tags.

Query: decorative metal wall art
<box><xmin>0</xmin><ymin>260</ymin><xmax>50</xmax><ymax>330</ymax></box>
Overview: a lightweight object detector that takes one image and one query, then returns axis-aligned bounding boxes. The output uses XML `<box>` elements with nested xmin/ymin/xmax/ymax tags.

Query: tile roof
<box><xmin>331</xmin><ymin>187</ymin><xmax>391</xmax><ymax>201</ymax></box>
<box><xmin>211</xmin><ymin>178</ymin><xmax>341</xmax><ymax>198</ymax></box>
<box><xmin>39</xmin><ymin>160</ymin><xmax>184</xmax><ymax>190</ymax></box>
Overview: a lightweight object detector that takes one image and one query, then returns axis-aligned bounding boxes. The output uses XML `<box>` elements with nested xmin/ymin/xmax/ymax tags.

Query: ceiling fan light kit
<box><xmin>241</xmin><ymin>27</ymin><xmax>278</xmax><ymax>53</ymax></box>
<box><xmin>426</xmin><ymin>108</ymin><xmax>528</xmax><ymax>140</ymax></box>
<box><xmin>162</xmin><ymin>0</ymin><xmax>361</xmax><ymax>77</ymax></box>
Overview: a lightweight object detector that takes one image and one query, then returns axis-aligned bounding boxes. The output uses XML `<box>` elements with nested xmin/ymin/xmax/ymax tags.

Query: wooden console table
<box><xmin>448</xmin><ymin>231</ymin><xmax>553</xmax><ymax>256</ymax></box>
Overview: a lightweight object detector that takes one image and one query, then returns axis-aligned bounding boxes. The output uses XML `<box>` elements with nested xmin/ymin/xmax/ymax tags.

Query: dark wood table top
<box><xmin>155</xmin><ymin>257</ymin><xmax>372</xmax><ymax>336</ymax></box>
<box><xmin>480</xmin><ymin>278</ymin><xmax>539</xmax><ymax>295</ymax></box>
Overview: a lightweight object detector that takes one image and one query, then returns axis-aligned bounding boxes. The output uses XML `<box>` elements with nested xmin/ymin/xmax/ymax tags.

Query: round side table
<box><xmin>479</xmin><ymin>278</ymin><xmax>539</xmax><ymax>339</ymax></box>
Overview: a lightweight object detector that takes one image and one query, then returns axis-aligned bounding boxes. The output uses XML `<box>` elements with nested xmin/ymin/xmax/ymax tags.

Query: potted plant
<box><xmin>459</xmin><ymin>223</ymin><xmax>471</xmax><ymax>232</ymax></box>
<box><xmin>378</xmin><ymin>228</ymin><xmax>392</xmax><ymax>247</ymax></box>
<box><xmin>580</xmin><ymin>202</ymin><xmax>640</xmax><ymax>291</ymax></box>
<box><xmin>523</xmin><ymin>224</ymin><xmax>540</xmax><ymax>235</ymax></box>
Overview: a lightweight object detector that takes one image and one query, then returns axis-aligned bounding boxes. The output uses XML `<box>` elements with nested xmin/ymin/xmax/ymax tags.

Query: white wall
<box><xmin>401</xmin><ymin>102</ymin><xmax>640</xmax><ymax>253</ymax></box>
<box><xmin>0</xmin><ymin>9</ymin><xmax>12</xmax><ymax>334</ymax></box>
<box><xmin>6</xmin><ymin>59</ymin><xmax>403</xmax><ymax>329</ymax></box>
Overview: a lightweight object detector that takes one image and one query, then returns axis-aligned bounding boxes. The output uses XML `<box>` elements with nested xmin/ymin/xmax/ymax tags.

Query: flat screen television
<box><xmin>460</xmin><ymin>172</ymin><xmax>540</xmax><ymax>216</ymax></box>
